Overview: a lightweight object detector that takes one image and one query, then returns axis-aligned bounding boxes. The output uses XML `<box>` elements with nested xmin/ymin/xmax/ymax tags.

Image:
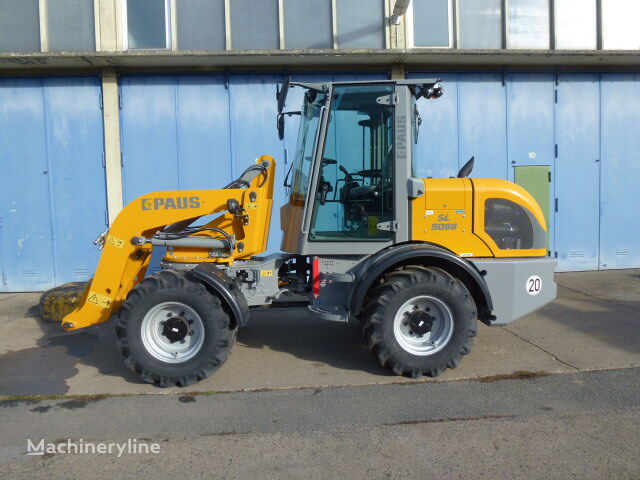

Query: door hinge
<box><xmin>377</xmin><ymin>220</ymin><xmax>398</xmax><ymax>232</ymax></box>
<box><xmin>554</xmin><ymin>89</ymin><xmax>558</xmax><ymax>103</ymax></box>
<box><xmin>101</xmin><ymin>152</ymin><xmax>106</xmax><ymax>168</ymax></box>
<box><xmin>99</xmin><ymin>92</ymin><xmax>103</xmax><ymax>109</ymax></box>
<box><xmin>376</xmin><ymin>93</ymin><xmax>398</xmax><ymax>106</ymax></box>
<box><xmin>118</xmin><ymin>91</ymin><xmax>123</xmax><ymax>109</ymax></box>
<box><xmin>554</xmin><ymin>144</ymin><xmax>558</xmax><ymax>158</ymax></box>
<box><xmin>120</xmin><ymin>152</ymin><xmax>125</xmax><ymax>167</ymax></box>
<box><xmin>555</xmin><ymin>198</ymin><xmax>558</xmax><ymax>212</ymax></box>
<box><xmin>548</xmin><ymin>171</ymin><xmax>552</xmax><ymax>182</ymax></box>
<box><xmin>105</xmin><ymin>210</ymin><xmax>109</xmax><ymax>226</ymax></box>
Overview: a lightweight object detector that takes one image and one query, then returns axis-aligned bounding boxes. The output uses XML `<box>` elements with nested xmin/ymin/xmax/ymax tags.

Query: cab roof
<box><xmin>290</xmin><ymin>78</ymin><xmax>440</xmax><ymax>92</ymax></box>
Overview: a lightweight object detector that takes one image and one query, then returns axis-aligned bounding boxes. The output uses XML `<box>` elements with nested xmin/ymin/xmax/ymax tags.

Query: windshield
<box><xmin>289</xmin><ymin>92</ymin><xmax>325</xmax><ymax>205</ymax></box>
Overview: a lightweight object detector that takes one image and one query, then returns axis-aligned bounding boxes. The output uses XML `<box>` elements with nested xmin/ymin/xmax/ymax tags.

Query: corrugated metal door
<box><xmin>554</xmin><ymin>74</ymin><xmax>600</xmax><ymax>271</ymax></box>
<box><xmin>599</xmin><ymin>73</ymin><xmax>640</xmax><ymax>269</ymax></box>
<box><xmin>0</xmin><ymin>76</ymin><xmax>106</xmax><ymax>291</ymax></box>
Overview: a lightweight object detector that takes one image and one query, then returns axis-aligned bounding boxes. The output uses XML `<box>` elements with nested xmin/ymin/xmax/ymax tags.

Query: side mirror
<box><xmin>277</xmin><ymin>77</ymin><xmax>291</xmax><ymax>114</ymax></box>
<box><xmin>276</xmin><ymin>111</ymin><xmax>301</xmax><ymax>141</ymax></box>
<box><xmin>277</xmin><ymin>114</ymin><xmax>285</xmax><ymax>140</ymax></box>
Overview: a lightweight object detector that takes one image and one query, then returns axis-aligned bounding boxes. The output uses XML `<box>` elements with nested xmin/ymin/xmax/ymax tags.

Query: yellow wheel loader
<box><xmin>61</xmin><ymin>79</ymin><xmax>556</xmax><ymax>387</ymax></box>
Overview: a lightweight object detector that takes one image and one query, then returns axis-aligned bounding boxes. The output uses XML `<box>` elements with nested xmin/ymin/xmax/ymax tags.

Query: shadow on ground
<box><xmin>0</xmin><ymin>297</ymin><xmax>390</xmax><ymax>396</ymax></box>
<box><xmin>237</xmin><ymin>308</ymin><xmax>392</xmax><ymax>377</ymax></box>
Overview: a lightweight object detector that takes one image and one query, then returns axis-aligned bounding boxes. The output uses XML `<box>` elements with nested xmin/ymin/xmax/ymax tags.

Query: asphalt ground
<box><xmin>0</xmin><ymin>368</ymin><xmax>638</xmax><ymax>479</ymax></box>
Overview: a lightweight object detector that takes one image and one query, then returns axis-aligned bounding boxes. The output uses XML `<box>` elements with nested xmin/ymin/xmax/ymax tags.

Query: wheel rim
<box><xmin>141</xmin><ymin>301</ymin><xmax>205</xmax><ymax>363</ymax></box>
<box><xmin>393</xmin><ymin>295</ymin><xmax>454</xmax><ymax>356</ymax></box>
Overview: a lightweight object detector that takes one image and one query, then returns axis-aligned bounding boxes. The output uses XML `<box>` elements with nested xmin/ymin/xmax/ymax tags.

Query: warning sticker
<box><xmin>261</xmin><ymin>270</ymin><xmax>273</xmax><ymax>277</ymax></box>
<box><xmin>245</xmin><ymin>203</ymin><xmax>259</xmax><ymax>209</ymax></box>
<box><xmin>105</xmin><ymin>236</ymin><xmax>125</xmax><ymax>248</ymax></box>
<box><xmin>86</xmin><ymin>291</ymin><xmax>112</xmax><ymax>308</ymax></box>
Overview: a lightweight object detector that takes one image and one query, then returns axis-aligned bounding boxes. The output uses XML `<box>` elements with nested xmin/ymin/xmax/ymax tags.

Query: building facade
<box><xmin>0</xmin><ymin>0</ymin><xmax>639</xmax><ymax>291</ymax></box>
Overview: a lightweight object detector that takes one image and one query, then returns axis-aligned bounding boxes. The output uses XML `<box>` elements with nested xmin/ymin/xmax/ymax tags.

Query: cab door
<box><xmin>304</xmin><ymin>83</ymin><xmax>397</xmax><ymax>254</ymax></box>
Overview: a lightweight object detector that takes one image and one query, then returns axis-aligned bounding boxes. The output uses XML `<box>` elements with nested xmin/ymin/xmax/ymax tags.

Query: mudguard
<box><xmin>349</xmin><ymin>243</ymin><xmax>494</xmax><ymax>323</ymax></box>
<box><xmin>193</xmin><ymin>263</ymin><xmax>250</xmax><ymax>327</ymax></box>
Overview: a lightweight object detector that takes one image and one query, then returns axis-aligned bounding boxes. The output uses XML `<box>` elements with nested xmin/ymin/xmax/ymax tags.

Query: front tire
<box><xmin>115</xmin><ymin>269</ymin><xmax>236</xmax><ymax>387</ymax></box>
<box><xmin>362</xmin><ymin>266</ymin><xmax>477</xmax><ymax>378</ymax></box>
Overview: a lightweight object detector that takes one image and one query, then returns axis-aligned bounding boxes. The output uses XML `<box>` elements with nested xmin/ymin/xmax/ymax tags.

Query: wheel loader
<box><xmin>61</xmin><ymin>79</ymin><xmax>557</xmax><ymax>387</ymax></box>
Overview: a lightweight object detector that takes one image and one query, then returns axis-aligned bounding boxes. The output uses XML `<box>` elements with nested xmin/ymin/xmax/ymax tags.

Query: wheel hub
<box><xmin>162</xmin><ymin>316</ymin><xmax>190</xmax><ymax>343</ymax></box>
<box><xmin>407</xmin><ymin>309</ymin><xmax>435</xmax><ymax>335</ymax></box>
<box><xmin>393</xmin><ymin>295</ymin><xmax>455</xmax><ymax>356</ymax></box>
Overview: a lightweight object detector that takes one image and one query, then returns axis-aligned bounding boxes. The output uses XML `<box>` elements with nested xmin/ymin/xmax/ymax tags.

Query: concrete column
<box><xmin>101</xmin><ymin>70</ymin><xmax>124</xmax><ymax>223</ymax></box>
<box><xmin>388</xmin><ymin>0</ymin><xmax>408</xmax><ymax>49</ymax></box>
<box><xmin>388</xmin><ymin>0</ymin><xmax>407</xmax><ymax>80</ymax></box>
<box><xmin>97</xmin><ymin>0</ymin><xmax>121</xmax><ymax>51</ymax></box>
<box><xmin>390</xmin><ymin>64</ymin><xmax>406</xmax><ymax>79</ymax></box>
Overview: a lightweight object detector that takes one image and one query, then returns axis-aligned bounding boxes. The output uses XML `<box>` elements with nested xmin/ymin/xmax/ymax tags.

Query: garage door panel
<box><xmin>0</xmin><ymin>78</ymin><xmax>54</xmax><ymax>290</ymax></box>
<box><xmin>45</xmin><ymin>77</ymin><xmax>108</xmax><ymax>283</ymax></box>
<box><xmin>458</xmin><ymin>73</ymin><xmax>508</xmax><ymax>179</ymax></box>
<box><xmin>228</xmin><ymin>74</ymin><xmax>285</xmax><ymax>253</ymax></box>
<box><xmin>120</xmin><ymin>76</ymin><xmax>179</xmax><ymax>202</ymax></box>
<box><xmin>176</xmin><ymin>75</ymin><xmax>232</xmax><ymax>190</ymax></box>
<box><xmin>600</xmin><ymin>73</ymin><xmax>640</xmax><ymax>269</ymax></box>
<box><xmin>0</xmin><ymin>76</ymin><xmax>106</xmax><ymax>291</ymax></box>
<box><xmin>554</xmin><ymin>74</ymin><xmax>600</xmax><ymax>271</ymax></box>
<box><xmin>506</xmin><ymin>74</ymin><xmax>555</xmax><ymax>172</ymax></box>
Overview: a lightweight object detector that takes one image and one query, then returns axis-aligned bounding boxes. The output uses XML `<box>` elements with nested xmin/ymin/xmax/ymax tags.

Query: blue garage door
<box><xmin>554</xmin><ymin>74</ymin><xmax>601</xmax><ymax>271</ymax></box>
<box><xmin>600</xmin><ymin>74</ymin><xmax>640</xmax><ymax>269</ymax></box>
<box><xmin>0</xmin><ymin>76</ymin><xmax>107</xmax><ymax>292</ymax></box>
<box><xmin>119</xmin><ymin>72</ymin><xmax>388</xmax><ymax>266</ymax></box>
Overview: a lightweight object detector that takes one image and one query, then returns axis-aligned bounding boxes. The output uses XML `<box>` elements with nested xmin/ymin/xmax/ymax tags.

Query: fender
<box><xmin>193</xmin><ymin>263</ymin><xmax>250</xmax><ymax>327</ymax></box>
<box><xmin>349</xmin><ymin>243</ymin><xmax>495</xmax><ymax>324</ymax></box>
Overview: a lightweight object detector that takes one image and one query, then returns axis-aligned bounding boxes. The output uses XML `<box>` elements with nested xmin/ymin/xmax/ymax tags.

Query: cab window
<box><xmin>310</xmin><ymin>84</ymin><xmax>395</xmax><ymax>241</ymax></box>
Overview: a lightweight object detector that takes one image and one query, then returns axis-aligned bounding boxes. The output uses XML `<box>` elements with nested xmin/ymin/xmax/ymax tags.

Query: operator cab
<box><xmin>279</xmin><ymin>78</ymin><xmax>442</xmax><ymax>255</ymax></box>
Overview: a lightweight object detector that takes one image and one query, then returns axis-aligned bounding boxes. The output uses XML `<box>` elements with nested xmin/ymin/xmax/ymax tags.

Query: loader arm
<box><xmin>62</xmin><ymin>157</ymin><xmax>276</xmax><ymax>331</ymax></box>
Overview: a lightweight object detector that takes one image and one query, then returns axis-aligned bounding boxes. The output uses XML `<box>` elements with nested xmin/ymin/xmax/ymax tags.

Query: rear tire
<box><xmin>115</xmin><ymin>269</ymin><xmax>236</xmax><ymax>387</ymax></box>
<box><xmin>362</xmin><ymin>266</ymin><xmax>477</xmax><ymax>378</ymax></box>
